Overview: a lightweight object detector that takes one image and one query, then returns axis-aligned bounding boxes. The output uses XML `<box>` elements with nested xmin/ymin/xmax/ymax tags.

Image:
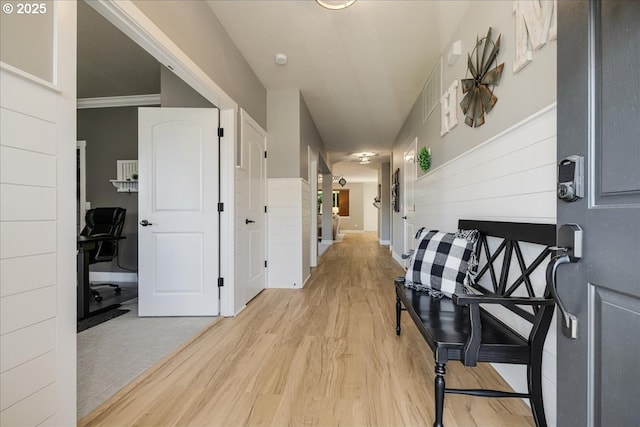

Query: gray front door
<box><xmin>557</xmin><ymin>1</ymin><xmax>640</xmax><ymax>426</ymax></box>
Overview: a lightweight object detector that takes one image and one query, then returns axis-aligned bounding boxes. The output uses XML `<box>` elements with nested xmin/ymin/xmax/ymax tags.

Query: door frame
<box><xmin>77</xmin><ymin>140</ymin><xmax>87</xmax><ymax>232</ymax></box>
<box><xmin>235</xmin><ymin>107</ymin><xmax>267</xmax><ymax>313</ymax></box>
<box><xmin>88</xmin><ymin>0</ymin><xmax>239</xmax><ymax>316</ymax></box>
<box><xmin>309</xmin><ymin>147</ymin><xmax>319</xmax><ymax>267</ymax></box>
<box><xmin>403</xmin><ymin>137</ymin><xmax>417</xmax><ymax>261</ymax></box>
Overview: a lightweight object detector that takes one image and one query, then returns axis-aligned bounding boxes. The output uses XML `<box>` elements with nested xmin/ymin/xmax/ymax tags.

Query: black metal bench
<box><xmin>395</xmin><ymin>220</ymin><xmax>556</xmax><ymax>427</ymax></box>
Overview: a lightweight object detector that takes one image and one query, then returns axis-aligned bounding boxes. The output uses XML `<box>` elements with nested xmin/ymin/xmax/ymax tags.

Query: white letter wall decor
<box><xmin>513</xmin><ymin>0</ymin><xmax>557</xmax><ymax>73</ymax></box>
<box><xmin>441</xmin><ymin>80</ymin><xmax>459</xmax><ymax>136</ymax></box>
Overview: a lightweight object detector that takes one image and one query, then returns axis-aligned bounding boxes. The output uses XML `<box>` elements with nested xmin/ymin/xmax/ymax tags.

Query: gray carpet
<box><xmin>77</xmin><ymin>298</ymin><xmax>217</xmax><ymax>419</ymax></box>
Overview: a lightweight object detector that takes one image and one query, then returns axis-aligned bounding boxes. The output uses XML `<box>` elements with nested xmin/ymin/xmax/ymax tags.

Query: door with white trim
<box><xmin>138</xmin><ymin>107</ymin><xmax>219</xmax><ymax>316</ymax></box>
<box><xmin>235</xmin><ymin>109</ymin><xmax>267</xmax><ymax>307</ymax></box>
<box><xmin>403</xmin><ymin>138</ymin><xmax>417</xmax><ymax>264</ymax></box>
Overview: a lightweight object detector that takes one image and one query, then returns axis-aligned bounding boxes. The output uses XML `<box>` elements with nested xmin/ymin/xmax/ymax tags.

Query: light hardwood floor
<box><xmin>80</xmin><ymin>233</ymin><xmax>534</xmax><ymax>427</ymax></box>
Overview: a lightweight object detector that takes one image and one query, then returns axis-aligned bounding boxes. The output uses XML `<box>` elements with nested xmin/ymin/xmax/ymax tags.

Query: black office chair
<box><xmin>80</xmin><ymin>207</ymin><xmax>126</xmax><ymax>302</ymax></box>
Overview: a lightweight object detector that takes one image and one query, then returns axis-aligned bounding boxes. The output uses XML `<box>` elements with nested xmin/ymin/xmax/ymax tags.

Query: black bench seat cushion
<box><xmin>398</xmin><ymin>285</ymin><xmax>530</xmax><ymax>365</ymax></box>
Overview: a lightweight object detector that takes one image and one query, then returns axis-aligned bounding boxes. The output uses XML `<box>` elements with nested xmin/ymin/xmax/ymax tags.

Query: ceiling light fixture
<box><xmin>274</xmin><ymin>53</ymin><xmax>288</xmax><ymax>65</ymax></box>
<box><xmin>315</xmin><ymin>0</ymin><xmax>357</xmax><ymax>11</ymax></box>
<box><xmin>352</xmin><ymin>152</ymin><xmax>378</xmax><ymax>164</ymax></box>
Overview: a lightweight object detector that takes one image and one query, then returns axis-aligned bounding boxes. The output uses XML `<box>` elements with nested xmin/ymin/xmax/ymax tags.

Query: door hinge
<box><xmin>217</xmin><ymin>202</ymin><xmax>224</xmax><ymax>212</ymax></box>
<box><xmin>264</xmin><ymin>151</ymin><xmax>267</xmax><ymax>158</ymax></box>
<box><xmin>264</xmin><ymin>206</ymin><xmax>267</xmax><ymax>213</ymax></box>
<box><xmin>218</xmin><ymin>128</ymin><xmax>224</xmax><ymax>138</ymax></box>
<box><xmin>218</xmin><ymin>277</ymin><xmax>224</xmax><ymax>287</ymax></box>
<box><xmin>264</xmin><ymin>260</ymin><xmax>268</xmax><ymax>268</ymax></box>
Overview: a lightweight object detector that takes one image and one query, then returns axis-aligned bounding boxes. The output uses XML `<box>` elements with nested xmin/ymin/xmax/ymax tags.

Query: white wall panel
<box><xmin>0</xmin><ymin>70</ymin><xmax>56</xmax><ymax>122</ymax></box>
<box><xmin>0</xmin><ymin>383</ymin><xmax>56</xmax><ymax>427</ymax></box>
<box><xmin>0</xmin><ymin>146</ymin><xmax>56</xmax><ymax>188</ymax></box>
<box><xmin>406</xmin><ymin>105</ymin><xmax>558</xmax><ymax>425</ymax></box>
<box><xmin>1</xmin><ymin>3</ymin><xmax>77</xmax><ymax>424</ymax></box>
<box><xmin>0</xmin><ymin>108</ymin><xmax>56</xmax><ymax>154</ymax></box>
<box><xmin>0</xmin><ymin>221</ymin><xmax>56</xmax><ymax>259</ymax></box>
<box><xmin>0</xmin><ymin>352</ymin><xmax>55</xmax><ymax>411</ymax></box>
<box><xmin>0</xmin><ymin>254</ymin><xmax>56</xmax><ymax>298</ymax></box>
<box><xmin>301</xmin><ymin>180</ymin><xmax>311</xmax><ymax>284</ymax></box>
<box><xmin>0</xmin><ymin>184</ymin><xmax>57</xmax><ymax>221</ymax></box>
<box><xmin>0</xmin><ymin>286</ymin><xmax>56</xmax><ymax>335</ymax></box>
<box><xmin>267</xmin><ymin>178</ymin><xmax>304</xmax><ymax>288</ymax></box>
<box><xmin>0</xmin><ymin>319</ymin><xmax>55</xmax><ymax>373</ymax></box>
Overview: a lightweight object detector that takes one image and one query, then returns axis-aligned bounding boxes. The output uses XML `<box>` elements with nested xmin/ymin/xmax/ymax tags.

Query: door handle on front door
<box><xmin>547</xmin><ymin>224</ymin><xmax>583</xmax><ymax>339</ymax></box>
<box><xmin>402</xmin><ymin>216</ymin><xmax>407</xmax><ymax>220</ymax></box>
<box><xmin>245</xmin><ymin>219</ymin><xmax>255</xmax><ymax>224</ymax></box>
<box><xmin>140</xmin><ymin>219</ymin><xmax>153</xmax><ymax>227</ymax></box>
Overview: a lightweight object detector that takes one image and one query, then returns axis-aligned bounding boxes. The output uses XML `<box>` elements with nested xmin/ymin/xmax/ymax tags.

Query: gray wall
<box><xmin>267</xmin><ymin>90</ymin><xmax>301</xmax><ymax>179</ymax></box>
<box><xmin>0</xmin><ymin>0</ymin><xmax>54</xmax><ymax>82</ymax></box>
<box><xmin>391</xmin><ymin>0</ymin><xmax>557</xmax><ymax>253</ymax></box>
<box><xmin>394</xmin><ymin>0</ymin><xmax>556</xmax><ymax>174</ymax></box>
<box><xmin>160</xmin><ymin>66</ymin><xmax>214</xmax><ymax>108</ymax></box>
<box><xmin>333</xmin><ymin>183</ymin><xmax>364</xmax><ymax>231</ymax></box>
<box><xmin>267</xmin><ymin>89</ymin><xmax>329</xmax><ymax>180</ymax></box>
<box><xmin>133</xmin><ymin>0</ymin><xmax>266</xmax><ymax>129</ymax></box>
<box><xmin>77</xmin><ymin>107</ymin><xmax>140</xmax><ymax>273</ymax></box>
<box><xmin>300</xmin><ymin>93</ymin><xmax>328</xmax><ymax>180</ymax></box>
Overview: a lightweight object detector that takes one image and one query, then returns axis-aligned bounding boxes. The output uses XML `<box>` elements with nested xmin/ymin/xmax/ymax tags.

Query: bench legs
<box><xmin>396</xmin><ymin>295</ymin><xmax>402</xmax><ymax>336</ymax></box>
<box><xmin>434</xmin><ymin>363</ymin><xmax>446</xmax><ymax>427</ymax></box>
<box><xmin>528</xmin><ymin>361</ymin><xmax>547</xmax><ymax>427</ymax></box>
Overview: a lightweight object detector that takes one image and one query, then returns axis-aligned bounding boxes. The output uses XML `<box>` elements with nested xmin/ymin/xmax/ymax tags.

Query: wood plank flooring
<box><xmin>80</xmin><ymin>233</ymin><xmax>534</xmax><ymax>427</ymax></box>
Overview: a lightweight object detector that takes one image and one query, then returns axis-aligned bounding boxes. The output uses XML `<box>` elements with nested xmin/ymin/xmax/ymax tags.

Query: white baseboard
<box><xmin>89</xmin><ymin>271</ymin><xmax>137</xmax><ymax>283</ymax></box>
<box><xmin>391</xmin><ymin>250</ymin><xmax>405</xmax><ymax>268</ymax></box>
<box><xmin>379</xmin><ymin>239</ymin><xmax>391</xmax><ymax>245</ymax></box>
<box><xmin>341</xmin><ymin>230</ymin><xmax>365</xmax><ymax>233</ymax></box>
<box><xmin>320</xmin><ymin>239</ymin><xmax>334</xmax><ymax>245</ymax></box>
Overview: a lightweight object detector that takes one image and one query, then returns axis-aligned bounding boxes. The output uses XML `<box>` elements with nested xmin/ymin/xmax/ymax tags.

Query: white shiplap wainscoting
<box><xmin>1</xmin><ymin>64</ymin><xmax>76</xmax><ymax>424</ymax></box>
<box><xmin>411</xmin><ymin>104</ymin><xmax>558</xmax><ymax>426</ymax></box>
<box><xmin>267</xmin><ymin>178</ymin><xmax>311</xmax><ymax>289</ymax></box>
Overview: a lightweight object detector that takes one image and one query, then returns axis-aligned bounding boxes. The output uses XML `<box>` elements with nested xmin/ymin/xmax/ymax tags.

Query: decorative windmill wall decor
<box><xmin>460</xmin><ymin>27</ymin><xmax>504</xmax><ymax>128</ymax></box>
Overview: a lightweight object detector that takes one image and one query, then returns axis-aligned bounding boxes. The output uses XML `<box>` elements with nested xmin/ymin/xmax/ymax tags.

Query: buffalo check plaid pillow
<box><xmin>404</xmin><ymin>229</ymin><xmax>476</xmax><ymax>298</ymax></box>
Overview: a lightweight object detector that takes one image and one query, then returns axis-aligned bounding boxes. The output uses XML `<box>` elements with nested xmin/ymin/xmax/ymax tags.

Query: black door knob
<box><xmin>140</xmin><ymin>219</ymin><xmax>153</xmax><ymax>226</ymax></box>
<box><xmin>245</xmin><ymin>219</ymin><xmax>255</xmax><ymax>224</ymax></box>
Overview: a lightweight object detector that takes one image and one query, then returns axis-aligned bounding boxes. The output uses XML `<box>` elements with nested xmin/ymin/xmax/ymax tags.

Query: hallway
<box><xmin>80</xmin><ymin>233</ymin><xmax>534</xmax><ymax>427</ymax></box>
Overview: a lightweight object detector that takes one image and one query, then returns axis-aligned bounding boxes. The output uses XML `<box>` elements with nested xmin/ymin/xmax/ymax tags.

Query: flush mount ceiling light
<box><xmin>274</xmin><ymin>53</ymin><xmax>288</xmax><ymax>65</ymax></box>
<box><xmin>315</xmin><ymin>0</ymin><xmax>357</xmax><ymax>10</ymax></box>
<box><xmin>351</xmin><ymin>151</ymin><xmax>378</xmax><ymax>164</ymax></box>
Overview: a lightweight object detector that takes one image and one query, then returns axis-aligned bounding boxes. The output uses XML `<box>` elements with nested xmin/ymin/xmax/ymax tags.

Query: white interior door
<box><xmin>403</xmin><ymin>138</ymin><xmax>417</xmax><ymax>263</ymax></box>
<box><xmin>138</xmin><ymin>107</ymin><xmax>219</xmax><ymax>316</ymax></box>
<box><xmin>235</xmin><ymin>109</ymin><xmax>267</xmax><ymax>306</ymax></box>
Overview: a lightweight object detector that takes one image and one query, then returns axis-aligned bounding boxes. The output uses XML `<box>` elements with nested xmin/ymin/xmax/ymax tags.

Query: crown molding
<box><xmin>77</xmin><ymin>94</ymin><xmax>161</xmax><ymax>109</ymax></box>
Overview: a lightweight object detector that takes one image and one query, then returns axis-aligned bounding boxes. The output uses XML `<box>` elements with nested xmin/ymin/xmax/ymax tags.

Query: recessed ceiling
<box><xmin>208</xmin><ymin>0</ymin><xmax>470</xmax><ymax>166</ymax></box>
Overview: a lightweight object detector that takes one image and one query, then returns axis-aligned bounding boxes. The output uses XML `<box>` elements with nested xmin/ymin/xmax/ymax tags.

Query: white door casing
<box><xmin>88</xmin><ymin>0</ymin><xmax>238</xmax><ymax>317</ymax></box>
<box><xmin>403</xmin><ymin>138</ymin><xmax>417</xmax><ymax>264</ymax></box>
<box><xmin>138</xmin><ymin>107</ymin><xmax>219</xmax><ymax>316</ymax></box>
<box><xmin>235</xmin><ymin>109</ymin><xmax>267</xmax><ymax>309</ymax></box>
<box><xmin>309</xmin><ymin>148</ymin><xmax>319</xmax><ymax>267</ymax></box>
<box><xmin>77</xmin><ymin>140</ymin><xmax>87</xmax><ymax>233</ymax></box>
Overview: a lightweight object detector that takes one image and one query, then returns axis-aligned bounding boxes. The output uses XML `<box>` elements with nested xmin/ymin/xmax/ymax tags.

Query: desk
<box><xmin>77</xmin><ymin>235</ymin><xmax>125</xmax><ymax>320</ymax></box>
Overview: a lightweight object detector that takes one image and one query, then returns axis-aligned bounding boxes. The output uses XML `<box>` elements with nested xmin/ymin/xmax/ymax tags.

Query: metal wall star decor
<box><xmin>460</xmin><ymin>27</ymin><xmax>504</xmax><ymax>127</ymax></box>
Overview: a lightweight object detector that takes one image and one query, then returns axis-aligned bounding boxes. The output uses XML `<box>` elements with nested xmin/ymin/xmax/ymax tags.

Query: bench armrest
<box><xmin>452</xmin><ymin>292</ymin><xmax>554</xmax><ymax>367</ymax></box>
<box><xmin>452</xmin><ymin>293</ymin><xmax>554</xmax><ymax>307</ymax></box>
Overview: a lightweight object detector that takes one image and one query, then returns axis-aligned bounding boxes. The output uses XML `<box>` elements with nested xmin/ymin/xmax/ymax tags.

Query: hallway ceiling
<box><xmin>208</xmin><ymin>0</ymin><xmax>470</xmax><ymax>164</ymax></box>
